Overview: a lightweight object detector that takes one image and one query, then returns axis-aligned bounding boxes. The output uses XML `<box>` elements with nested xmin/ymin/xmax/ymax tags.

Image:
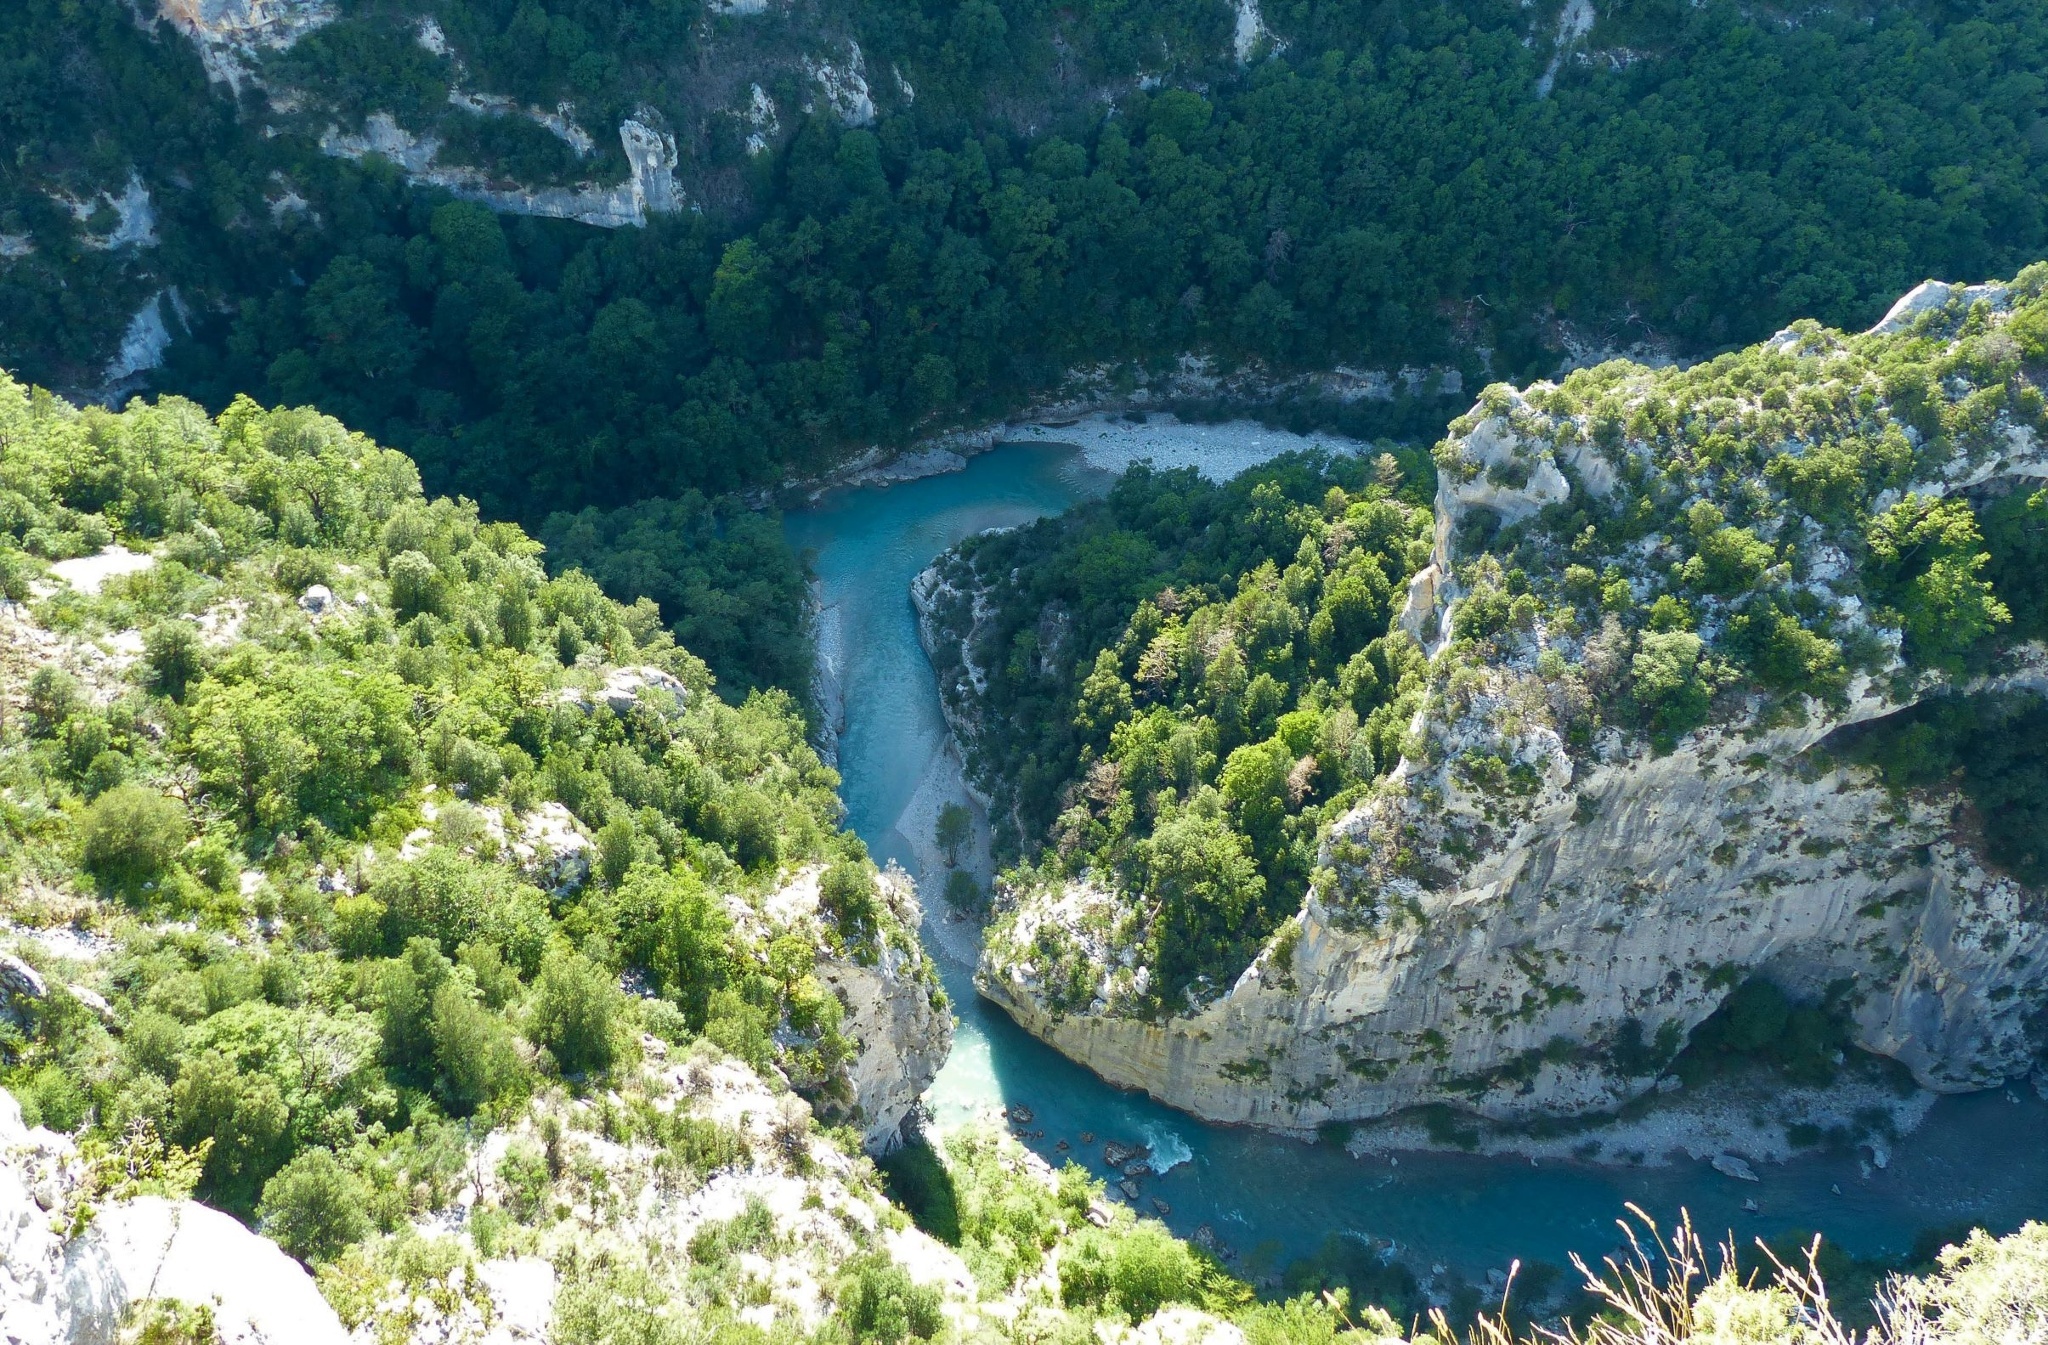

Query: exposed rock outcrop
<box><xmin>319</xmin><ymin>113</ymin><xmax>683</xmax><ymax>228</ymax></box>
<box><xmin>0</xmin><ymin>1092</ymin><xmax>349</xmax><ymax>1345</ymax></box>
<box><xmin>157</xmin><ymin>0</ymin><xmax>335</xmax><ymax>88</ymax></box>
<box><xmin>750</xmin><ymin>866</ymin><xmax>952</xmax><ymax>1151</ymax></box>
<box><xmin>972</xmin><ymin>275</ymin><xmax>2048</xmax><ymax>1131</ymax></box>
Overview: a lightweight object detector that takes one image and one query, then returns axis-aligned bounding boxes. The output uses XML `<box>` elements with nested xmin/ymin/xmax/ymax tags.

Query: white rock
<box><xmin>48</xmin><ymin>546</ymin><xmax>155</xmax><ymax>596</ymax></box>
<box><xmin>68</xmin><ymin>1197</ymin><xmax>352</xmax><ymax>1345</ymax></box>
<box><xmin>1710</xmin><ymin>1154</ymin><xmax>1759</xmax><ymax>1182</ymax></box>
<box><xmin>600</xmin><ymin>664</ymin><xmax>689</xmax><ymax>716</ymax></box>
<box><xmin>298</xmin><ymin>583</ymin><xmax>335</xmax><ymax>614</ymax></box>
<box><xmin>0</xmin><ymin>952</ymin><xmax>48</xmax><ymax>1003</ymax></box>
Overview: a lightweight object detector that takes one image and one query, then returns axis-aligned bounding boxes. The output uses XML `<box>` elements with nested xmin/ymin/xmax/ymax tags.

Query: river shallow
<box><xmin>783</xmin><ymin>425</ymin><xmax>2048</xmax><ymax>1285</ymax></box>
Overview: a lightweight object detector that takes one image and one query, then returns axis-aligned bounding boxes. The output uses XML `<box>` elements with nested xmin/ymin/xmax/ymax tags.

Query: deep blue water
<box><xmin>785</xmin><ymin>438</ymin><xmax>2048</xmax><ymax>1282</ymax></box>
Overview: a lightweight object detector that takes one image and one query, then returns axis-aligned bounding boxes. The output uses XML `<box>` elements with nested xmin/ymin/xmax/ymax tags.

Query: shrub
<box><xmin>258</xmin><ymin>1147</ymin><xmax>371</xmax><ymax>1263</ymax></box>
<box><xmin>1630</xmin><ymin>631</ymin><xmax>1713</xmax><ymax>748</ymax></box>
<box><xmin>429</xmin><ymin>981</ymin><xmax>525</xmax><ymax>1114</ymax></box>
<box><xmin>1866</xmin><ymin>495</ymin><xmax>2009</xmax><ymax>669</ymax></box>
<box><xmin>819</xmin><ymin>861</ymin><xmax>881</xmax><ymax>947</ymax></box>
<box><xmin>1061</xmin><ymin>1224</ymin><xmax>1199</xmax><ymax>1321</ymax></box>
<box><xmin>833</xmin><ymin>1252</ymin><xmax>945</xmax><ymax>1342</ymax></box>
<box><xmin>26</xmin><ymin>666</ymin><xmax>82</xmax><ymax>736</ymax></box>
<box><xmin>144</xmin><ymin>621</ymin><xmax>207</xmax><ymax>702</ymax></box>
<box><xmin>13</xmin><ymin>1063</ymin><xmax>89</xmax><ymax>1132</ymax></box>
<box><xmin>496</xmin><ymin>1141</ymin><xmax>550</xmax><ymax>1222</ymax></box>
<box><xmin>526</xmin><ymin>947</ymin><xmax>626</xmax><ymax>1078</ymax></box>
<box><xmin>77</xmin><ymin>785</ymin><xmax>187</xmax><ymax>890</ymax></box>
<box><xmin>942</xmin><ymin>869</ymin><xmax>982</xmax><ymax>913</ymax></box>
<box><xmin>386</xmin><ymin>550</ymin><xmax>446</xmax><ymax>620</ymax></box>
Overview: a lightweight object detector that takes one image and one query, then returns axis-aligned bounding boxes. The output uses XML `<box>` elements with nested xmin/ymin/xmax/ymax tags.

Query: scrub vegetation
<box><xmin>0</xmin><ymin>375</ymin><xmax>912</xmax><ymax>1227</ymax></box>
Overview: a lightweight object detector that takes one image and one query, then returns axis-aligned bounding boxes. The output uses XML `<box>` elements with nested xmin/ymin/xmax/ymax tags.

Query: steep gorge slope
<box><xmin>955</xmin><ymin>274</ymin><xmax>2048</xmax><ymax>1131</ymax></box>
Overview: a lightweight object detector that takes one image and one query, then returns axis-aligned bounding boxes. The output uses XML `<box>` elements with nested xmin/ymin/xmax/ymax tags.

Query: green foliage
<box><xmin>1060</xmin><ymin>1222</ymin><xmax>1200</xmax><ymax>1321</ymax></box>
<box><xmin>1629</xmin><ymin>631</ymin><xmax>1715</xmax><ymax>751</ymax></box>
<box><xmin>1277</xmin><ymin>1233</ymin><xmax>1420</xmax><ymax>1326</ymax></box>
<box><xmin>934</xmin><ymin>802</ymin><xmax>971</xmax><ymax>866</ymax></box>
<box><xmin>0</xmin><ymin>381</ymin><xmax>903</xmax><ymax>1267</ymax></box>
<box><xmin>1866</xmin><ymin>495</ymin><xmax>2009</xmax><ymax>670</ymax></box>
<box><xmin>876</xmin><ymin>1138</ymin><xmax>962</xmax><ymax>1245</ymax></box>
<box><xmin>525</xmin><ymin>946</ymin><xmax>627</xmax><ymax>1078</ymax></box>
<box><xmin>541</xmin><ymin>493</ymin><xmax>812</xmax><ymax>698</ymax></box>
<box><xmin>960</xmin><ymin>453</ymin><xmax>1431</xmax><ymax>1004</ymax></box>
<box><xmin>1678</xmin><ymin>978</ymin><xmax>1849</xmax><ymax>1087</ymax></box>
<box><xmin>1846</xmin><ymin>692</ymin><xmax>2048</xmax><ymax>888</ymax></box>
<box><xmin>258</xmin><ymin>1146</ymin><xmax>372</xmax><ymax>1264</ymax></box>
<box><xmin>76</xmin><ymin>785</ymin><xmax>186</xmax><ymax>892</ymax></box>
<box><xmin>832</xmin><ymin>1251</ymin><xmax>945</xmax><ymax>1343</ymax></box>
<box><xmin>1980</xmin><ymin>486</ymin><xmax>2048</xmax><ymax>642</ymax></box>
<box><xmin>941</xmin><ymin>869</ymin><xmax>982</xmax><ymax>913</ymax></box>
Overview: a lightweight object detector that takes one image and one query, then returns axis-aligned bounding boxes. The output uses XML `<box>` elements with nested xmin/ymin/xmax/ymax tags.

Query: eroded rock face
<box><xmin>0</xmin><ymin>1092</ymin><xmax>348</xmax><ymax>1345</ymax></box>
<box><xmin>318</xmin><ymin>114</ymin><xmax>683</xmax><ymax>228</ymax></box>
<box><xmin>975</xmin><ymin>277</ymin><xmax>2048</xmax><ymax>1131</ymax></box>
<box><xmin>157</xmin><ymin>0</ymin><xmax>335</xmax><ymax>87</ymax></box>
<box><xmin>752</xmin><ymin>866</ymin><xmax>952</xmax><ymax>1151</ymax></box>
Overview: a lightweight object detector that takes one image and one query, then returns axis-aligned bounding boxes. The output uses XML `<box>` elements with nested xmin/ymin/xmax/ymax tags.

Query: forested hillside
<box><xmin>7</xmin><ymin>0</ymin><xmax>2048</xmax><ymax>535</ymax></box>
<box><xmin>918</xmin><ymin>447</ymin><xmax>1438</xmax><ymax>1003</ymax></box>
<box><xmin>0</xmin><ymin>374</ymin><xmax>952</xmax><ymax>1209</ymax></box>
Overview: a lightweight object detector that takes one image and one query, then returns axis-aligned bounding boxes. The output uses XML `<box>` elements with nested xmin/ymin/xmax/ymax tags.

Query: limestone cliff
<box><xmin>0</xmin><ymin>1090</ymin><xmax>350</xmax><ymax>1345</ymax></box>
<box><xmin>971</xmin><ymin>275</ymin><xmax>2048</xmax><ymax>1130</ymax></box>
<box><xmin>750</xmin><ymin>865</ymin><xmax>953</xmax><ymax>1151</ymax></box>
<box><xmin>318</xmin><ymin>113</ymin><xmax>682</xmax><ymax>229</ymax></box>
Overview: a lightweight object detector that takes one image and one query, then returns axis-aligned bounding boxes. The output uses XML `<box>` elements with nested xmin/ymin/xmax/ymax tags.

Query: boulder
<box><xmin>65</xmin><ymin>1196</ymin><xmax>352</xmax><ymax>1345</ymax></box>
<box><xmin>601</xmin><ymin>664</ymin><xmax>689</xmax><ymax>716</ymax></box>
<box><xmin>1</xmin><ymin>952</ymin><xmax>48</xmax><ymax>1003</ymax></box>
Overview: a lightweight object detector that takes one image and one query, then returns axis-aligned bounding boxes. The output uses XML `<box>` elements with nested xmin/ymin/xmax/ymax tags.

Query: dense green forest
<box><xmin>0</xmin><ymin>375</ymin><xmax>924</xmax><ymax>1227</ymax></box>
<box><xmin>927</xmin><ymin>446</ymin><xmax>1437</xmax><ymax>1003</ymax></box>
<box><xmin>7</xmin><ymin>0</ymin><xmax>2048</xmax><ymax>702</ymax></box>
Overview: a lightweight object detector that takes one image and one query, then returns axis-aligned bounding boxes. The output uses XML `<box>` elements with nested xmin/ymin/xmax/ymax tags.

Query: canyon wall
<box><xmin>968</xmin><ymin>278</ymin><xmax>2048</xmax><ymax>1129</ymax></box>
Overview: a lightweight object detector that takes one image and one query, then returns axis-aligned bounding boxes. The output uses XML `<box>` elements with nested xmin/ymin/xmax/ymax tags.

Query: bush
<box><xmin>258</xmin><ymin>1147</ymin><xmax>371</xmax><ymax>1263</ymax></box>
<box><xmin>144</xmin><ymin>621</ymin><xmax>207</xmax><ymax>702</ymax></box>
<box><xmin>1061</xmin><ymin>1224</ymin><xmax>1199</xmax><ymax>1321</ymax></box>
<box><xmin>819</xmin><ymin>861</ymin><xmax>880</xmax><ymax>947</ymax></box>
<box><xmin>386</xmin><ymin>550</ymin><xmax>446</xmax><ymax>620</ymax></box>
<box><xmin>77</xmin><ymin>785</ymin><xmax>187</xmax><ymax>890</ymax></box>
<box><xmin>526</xmin><ymin>947</ymin><xmax>626</xmax><ymax>1078</ymax></box>
<box><xmin>833</xmin><ymin>1252</ymin><xmax>945</xmax><ymax>1342</ymax></box>
<box><xmin>942</xmin><ymin>869</ymin><xmax>982</xmax><ymax>913</ymax></box>
<box><xmin>429</xmin><ymin>981</ymin><xmax>525</xmax><ymax>1114</ymax></box>
<box><xmin>1866</xmin><ymin>495</ymin><xmax>2009</xmax><ymax>669</ymax></box>
<box><xmin>26</xmin><ymin>666</ymin><xmax>82</xmax><ymax>736</ymax></box>
<box><xmin>496</xmin><ymin>1141</ymin><xmax>551</xmax><ymax>1222</ymax></box>
<box><xmin>1680</xmin><ymin>978</ymin><xmax>1847</xmax><ymax>1085</ymax></box>
<box><xmin>1630</xmin><ymin>631</ymin><xmax>1713</xmax><ymax>749</ymax></box>
<box><xmin>13</xmin><ymin>1064</ymin><xmax>88</xmax><ymax>1132</ymax></box>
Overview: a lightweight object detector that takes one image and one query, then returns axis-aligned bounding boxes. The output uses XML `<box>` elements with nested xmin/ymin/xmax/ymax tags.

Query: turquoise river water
<box><xmin>784</xmin><ymin>435</ymin><xmax>2048</xmax><ymax>1284</ymax></box>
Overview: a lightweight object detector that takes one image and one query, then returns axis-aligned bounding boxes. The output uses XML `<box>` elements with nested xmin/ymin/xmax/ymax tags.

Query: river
<box><xmin>783</xmin><ymin>420</ymin><xmax>2048</xmax><ymax>1288</ymax></box>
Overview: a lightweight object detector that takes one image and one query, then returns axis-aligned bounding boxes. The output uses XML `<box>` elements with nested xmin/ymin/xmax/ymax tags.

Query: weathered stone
<box><xmin>969</xmin><ymin>277</ymin><xmax>2048</xmax><ymax>1134</ymax></box>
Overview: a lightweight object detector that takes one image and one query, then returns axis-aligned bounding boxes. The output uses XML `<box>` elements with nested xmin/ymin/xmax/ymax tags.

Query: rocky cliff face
<box><xmin>750</xmin><ymin>865</ymin><xmax>953</xmax><ymax>1151</ymax></box>
<box><xmin>0</xmin><ymin>1090</ymin><xmax>351</xmax><ymax>1345</ymax></box>
<box><xmin>318</xmin><ymin>113</ymin><xmax>682</xmax><ymax>229</ymax></box>
<box><xmin>973</xmin><ymin>276</ymin><xmax>2048</xmax><ymax>1130</ymax></box>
